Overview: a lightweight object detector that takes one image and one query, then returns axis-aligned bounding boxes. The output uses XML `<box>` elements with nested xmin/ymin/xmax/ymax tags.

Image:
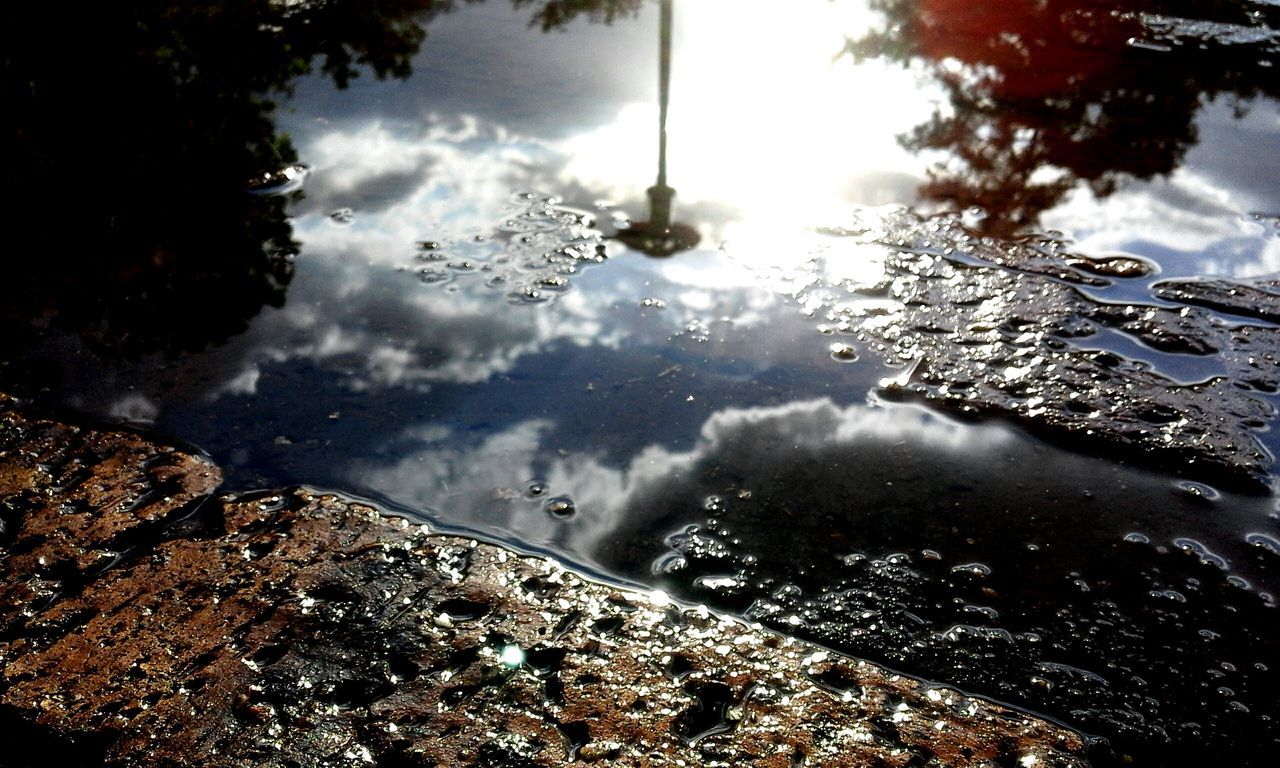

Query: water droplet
<box><xmin>437</xmin><ymin>598</ymin><xmax>490</xmax><ymax>622</ymax></box>
<box><xmin>418</xmin><ymin>269</ymin><xmax>450</xmax><ymax>285</ymax></box>
<box><xmin>950</xmin><ymin>562</ymin><xmax>992</xmax><ymax>577</ymax></box>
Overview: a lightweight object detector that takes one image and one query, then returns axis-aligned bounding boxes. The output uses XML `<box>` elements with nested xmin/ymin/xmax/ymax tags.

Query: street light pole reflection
<box><xmin>616</xmin><ymin>0</ymin><xmax>700</xmax><ymax>258</ymax></box>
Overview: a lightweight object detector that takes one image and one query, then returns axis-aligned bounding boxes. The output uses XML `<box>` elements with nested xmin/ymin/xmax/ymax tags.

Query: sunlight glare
<box><xmin>561</xmin><ymin>0</ymin><xmax>937</xmax><ymax>242</ymax></box>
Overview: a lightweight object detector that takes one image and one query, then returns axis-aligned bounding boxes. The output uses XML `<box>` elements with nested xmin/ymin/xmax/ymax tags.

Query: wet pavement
<box><xmin>3</xmin><ymin>1</ymin><xmax>1280</xmax><ymax>765</ymax></box>
<box><xmin>0</xmin><ymin>398</ymin><xmax>1090</xmax><ymax>767</ymax></box>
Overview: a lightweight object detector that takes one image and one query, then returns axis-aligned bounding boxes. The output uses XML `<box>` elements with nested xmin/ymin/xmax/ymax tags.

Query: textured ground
<box><xmin>0</xmin><ymin>396</ymin><xmax>1089</xmax><ymax>766</ymax></box>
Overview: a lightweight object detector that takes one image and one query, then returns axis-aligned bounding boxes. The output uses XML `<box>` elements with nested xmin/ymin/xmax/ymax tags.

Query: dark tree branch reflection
<box><xmin>514</xmin><ymin>0</ymin><xmax>644</xmax><ymax>31</ymax></box>
<box><xmin>1</xmin><ymin>0</ymin><xmax>470</xmax><ymax>357</ymax></box>
<box><xmin>844</xmin><ymin>0</ymin><xmax>1280</xmax><ymax>235</ymax></box>
<box><xmin>1</xmin><ymin>0</ymin><xmax>642</xmax><ymax>360</ymax></box>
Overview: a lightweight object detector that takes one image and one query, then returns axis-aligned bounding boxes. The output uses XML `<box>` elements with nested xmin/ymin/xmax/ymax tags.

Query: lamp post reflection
<box><xmin>616</xmin><ymin>0</ymin><xmax>700</xmax><ymax>258</ymax></box>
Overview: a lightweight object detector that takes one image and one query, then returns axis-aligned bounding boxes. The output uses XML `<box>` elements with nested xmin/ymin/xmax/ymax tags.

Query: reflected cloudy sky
<box><xmin>15</xmin><ymin>0</ymin><xmax>1269</xmax><ymax>580</ymax></box>
<box><xmin>1044</xmin><ymin>100</ymin><xmax>1280</xmax><ymax>277</ymax></box>
<box><xmin>275</xmin><ymin>0</ymin><xmax>1280</xmax><ymax>274</ymax></box>
<box><xmin>6</xmin><ymin>3</ymin><xmax>1275</xmax><ymax>758</ymax></box>
<box><xmin>42</xmin><ymin>0</ymin><xmax>1261</xmax><ymax>546</ymax></box>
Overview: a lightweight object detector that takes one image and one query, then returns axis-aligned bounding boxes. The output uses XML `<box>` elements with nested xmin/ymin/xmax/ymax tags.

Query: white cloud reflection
<box><xmin>352</xmin><ymin>398</ymin><xmax>1014</xmax><ymax>564</ymax></box>
<box><xmin>1042</xmin><ymin>99</ymin><xmax>1280</xmax><ymax>278</ymax></box>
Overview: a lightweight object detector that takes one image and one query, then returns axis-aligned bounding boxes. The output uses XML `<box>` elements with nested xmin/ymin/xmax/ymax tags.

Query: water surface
<box><xmin>3</xmin><ymin>1</ymin><xmax>1280</xmax><ymax>765</ymax></box>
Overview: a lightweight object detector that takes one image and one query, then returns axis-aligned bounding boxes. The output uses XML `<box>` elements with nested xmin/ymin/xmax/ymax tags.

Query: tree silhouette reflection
<box><xmin>514</xmin><ymin>0</ymin><xmax>644</xmax><ymax>31</ymax></box>
<box><xmin>1</xmin><ymin>0</ymin><xmax>647</xmax><ymax>360</ymax></box>
<box><xmin>844</xmin><ymin>0</ymin><xmax>1280</xmax><ymax>235</ymax></box>
<box><xmin>1</xmin><ymin>1</ymin><xmax>465</xmax><ymax>357</ymax></box>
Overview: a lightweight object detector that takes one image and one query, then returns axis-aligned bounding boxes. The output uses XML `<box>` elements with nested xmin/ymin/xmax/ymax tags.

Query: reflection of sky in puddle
<box><xmin>279</xmin><ymin>0</ymin><xmax>1280</xmax><ymax>280</ymax></box>
<box><xmin>110</xmin><ymin>0</ymin><xmax>1276</xmax><ymax>575</ymax></box>
<box><xmin>9</xmin><ymin>2</ymin><xmax>1278</xmax><ymax>759</ymax></box>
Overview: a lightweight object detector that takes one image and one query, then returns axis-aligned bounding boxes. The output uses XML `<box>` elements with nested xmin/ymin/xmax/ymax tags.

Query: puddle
<box><xmin>3</xmin><ymin>1</ymin><xmax>1280</xmax><ymax>765</ymax></box>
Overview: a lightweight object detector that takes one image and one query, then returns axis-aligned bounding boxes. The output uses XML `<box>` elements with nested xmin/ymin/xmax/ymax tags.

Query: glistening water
<box><xmin>3</xmin><ymin>1</ymin><xmax>1280</xmax><ymax>765</ymax></box>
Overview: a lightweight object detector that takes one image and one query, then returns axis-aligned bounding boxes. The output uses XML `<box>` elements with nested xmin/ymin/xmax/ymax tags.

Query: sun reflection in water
<box><xmin>561</xmin><ymin>0</ymin><xmax>941</xmax><ymax>244</ymax></box>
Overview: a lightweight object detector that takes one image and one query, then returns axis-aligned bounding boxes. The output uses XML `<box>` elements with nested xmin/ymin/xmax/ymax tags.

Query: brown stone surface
<box><xmin>0</xmin><ymin>396</ymin><xmax>222</xmax><ymax>644</ymax></box>
<box><xmin>0</xmin><ymin>398</ymin><xmax>1090</xmax><ymax>766</ymax></box>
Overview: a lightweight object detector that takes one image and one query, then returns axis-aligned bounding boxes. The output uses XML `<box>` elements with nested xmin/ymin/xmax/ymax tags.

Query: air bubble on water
<box><xmin>696</xmin><ymin>575</ymin><xmax>745</xmax><ymax>592</ymax></box>
<box><xmin>1226</xmin><ymin>575</ymin><xmax>1250</xmax><ymax>590</ymax></box>
<box><xmin>509</xmin><ymin>286</ymin><xmax>546</xmax><ymax>304</ymax></box>
<box><xmin>829</xmin><ymin>343</ymin><xmax>858</xmax><ymax>362</ymax></box>
<box><xmin>245</xmin><ymin>163</ymin><xmax>308</xmax><ymax>196</ymax></box>
<box><xmin>1173</xmin><ymin>538</ymin><xmax>1229</xmax><ymax>570</ymax></box>
<box><xmin>402</xmin><ymin>191</ymin><xmax>610</xmax><ymax>301</ymax></box>
<box><xmin>544</xmin><ymin>496</ymin><xmax>576</xmax><ymax>519</ymax></box>
<box><xmin>640</xmin><ymin>297</ymin><xmax>667</xmax><ymax>309</ymax></box>
<box><xmin>772</xmin><ymin>584</ymin><xmax>802</xmax><ymax>600</ymax></box>
<box><xmin>525</xmin><ymin>481</ymin><xmax>548</xmax><ymax>499</ymax></box>
<box><xmin>1127</xmin><ymin>37</ymin><xmax>1174</xmax><ymax>52</ymax></box>
<box><xmin>1175</xmin><ymin>481</ymin><xmax>1221</xmax><ymax>502</ymax></box>
<box><xmin>652</xmin><ymin>552</ymin><xmax>688</xmax><ymax>575</ymax></box>
<box><xmin>1124</xmin><ymin>532</ymin><xmax>1151</xmax><ymax>544</ymax></box>
<box><xmin>1246</xmin><ymin>533</ymin><xmax>1280</xmax><ymax>557</ymax></box>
